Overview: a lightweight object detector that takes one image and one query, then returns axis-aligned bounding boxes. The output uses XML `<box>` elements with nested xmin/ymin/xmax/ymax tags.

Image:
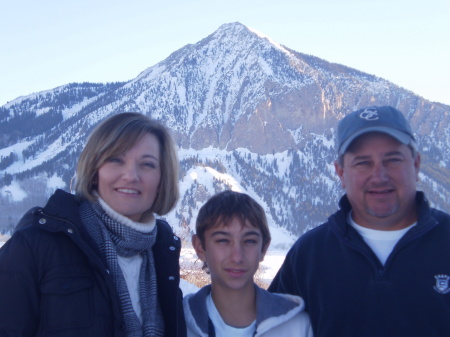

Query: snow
<box><xmin>4</xmin><ymin>136</ymin><xmax>71</xmax><ymax>175</ymax></box>
<box><xmin>0</xmin><ymin>181</ymin><xmax>27</xmax><ymax>202</ymax></box>
<box><xmin>46</xmin><ymin>173</ymin><xmax>66</xmax><ymax>192</ymax></box>
<box><xmin>0</xmin><ymin>140</ymin><xmax>34</xmax><ymax>162</ymax></box>
<box><xmin>258</xmin><ymin>57</ymin><xmax>274</xmax><ymax>77</ymax></box>
<box><xmin>61</xmin><ymin>96</ymin><xmax>99</xmax><ymax>120</ymax></box>
<box><xmin>170</xmin><ymin>150</ymin><xmax>297</xmax><ymax>250</ymax></box>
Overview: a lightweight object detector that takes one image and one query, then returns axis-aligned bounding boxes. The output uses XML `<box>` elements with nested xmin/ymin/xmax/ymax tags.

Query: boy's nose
<box><xmin>230</xmin><ymin>244</ymin><xmax>244</xmax><ymax>263</ymax></box>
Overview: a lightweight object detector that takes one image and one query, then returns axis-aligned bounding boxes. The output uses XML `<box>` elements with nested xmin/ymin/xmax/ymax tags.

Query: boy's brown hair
<box><xmin>195</xmin><ymin>190</ymin><xmax>271</xmax><ymax>251</ymax></box>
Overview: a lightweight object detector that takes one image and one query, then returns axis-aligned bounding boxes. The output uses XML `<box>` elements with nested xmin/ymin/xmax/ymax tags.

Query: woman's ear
<box><xmin>192</xmin><ymin>234</ymin><xmax>206</xmax><ymax>262</ymax></box>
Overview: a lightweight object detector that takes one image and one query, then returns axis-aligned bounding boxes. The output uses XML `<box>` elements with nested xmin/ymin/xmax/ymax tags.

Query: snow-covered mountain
<box><xmin>1</xmin><ymin>22</ymin><xmax>449</xmax><ymax>245</ymax></box>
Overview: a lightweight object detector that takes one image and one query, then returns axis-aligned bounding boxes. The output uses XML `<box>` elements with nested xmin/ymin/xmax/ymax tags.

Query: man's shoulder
<box><xmin>430</xmin><ymin>207</ymin><xmax>450</xmax><ymax>221</ymax></box>
<box><xmin>297</xmin><ymin>217</ymin><xmax>339</xmax><ymax>241</ymax></box>
<box><xmin>417</xmin><ymin>191</ymin><xmax>450</xmax><ymax>225</ymax></box>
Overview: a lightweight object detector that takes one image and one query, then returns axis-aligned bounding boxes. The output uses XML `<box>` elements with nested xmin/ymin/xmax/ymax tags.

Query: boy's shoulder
<box><xmin>256</xmin><ymin>285</ymin><xmax>305</xmax><ymax>314</ymax></box>
<box><xmin>183</xmin><ymin>285</ymin><xmax>211</xmax><ymax>318</ymax></box>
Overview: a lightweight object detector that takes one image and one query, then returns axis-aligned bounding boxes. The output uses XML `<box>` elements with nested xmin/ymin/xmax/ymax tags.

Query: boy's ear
<box><xmin>260</xmin><ymin>239</ymin><xmax>271</xmax><ymax>262</ymax></box>
<box><xmin>192</xmin><ymin>234</ymin><xmax>206</xmax><ymax>262</ymax></box>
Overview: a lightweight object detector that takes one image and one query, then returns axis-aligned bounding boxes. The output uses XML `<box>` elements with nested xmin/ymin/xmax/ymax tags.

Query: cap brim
<box><xmin>339</xmin><ymin>127</ymin><xmax>413</xmax><ymax>155</ymax></box>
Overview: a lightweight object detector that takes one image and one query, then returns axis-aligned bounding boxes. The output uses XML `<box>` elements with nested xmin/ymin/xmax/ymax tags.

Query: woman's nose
<box><xmin>122</xmin><ymin>163</ymin><xmax>139</xmax><ymax>181</ymax></box>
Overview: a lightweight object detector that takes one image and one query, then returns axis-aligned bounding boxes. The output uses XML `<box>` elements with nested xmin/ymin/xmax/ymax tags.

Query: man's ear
<box><xmin>414</xmin><ymin>152</ymin><xmax>421</xmax><ymax>181</ymax></box>
<box><xmin>192</xmin><ymin>234</ymin><xmax>206</xmax><ymax>262</ymax></box>
<box><xmin>334</xmin><ymin>160</ymin><xmax>345</xmax><ymax>189</ymax></box>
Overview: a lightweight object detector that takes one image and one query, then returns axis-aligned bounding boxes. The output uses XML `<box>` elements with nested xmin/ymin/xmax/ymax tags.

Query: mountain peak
<box><xmin>215</xmin><ymin>21</ymin><xmax>248</xmax><ymax>32</ymax></box>
<box><xmin>0</xmin><ymin>23</ymin><xmax>448</xmax><ymax>239</ymax></box>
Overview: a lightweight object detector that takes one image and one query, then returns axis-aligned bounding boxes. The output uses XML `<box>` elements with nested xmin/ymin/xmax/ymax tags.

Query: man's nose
<box><xmin>371</xmin><ymin>162</ymin><xmax>388</xmax><ymax>182</ymax></box>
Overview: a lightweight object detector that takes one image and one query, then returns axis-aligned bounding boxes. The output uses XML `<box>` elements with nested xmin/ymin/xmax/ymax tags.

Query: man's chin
<box><xmin>366</xmin><ymin>204</ymin><xmax>399</xmax><ymax>219</ymax></box>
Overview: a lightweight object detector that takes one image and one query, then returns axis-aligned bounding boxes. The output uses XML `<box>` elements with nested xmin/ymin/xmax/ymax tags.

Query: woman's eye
<box><xmin>107</xmin><ymin>157</ymin><xmax>122</xmax><ymax>163</ymax></box>
<box><xmin>142</xmin><ymin>162</ymin><xmax>156</xmax><ymax>168</ymax></box>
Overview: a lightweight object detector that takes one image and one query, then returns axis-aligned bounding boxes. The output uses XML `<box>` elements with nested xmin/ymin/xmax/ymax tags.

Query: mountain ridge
<box><xmin>0</xmin><ymin>22</ymin><xmax>448</xmax><ymax>242</ymax></box>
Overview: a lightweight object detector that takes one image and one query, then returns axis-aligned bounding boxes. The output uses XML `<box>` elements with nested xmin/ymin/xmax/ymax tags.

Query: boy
<box><xmin>183</xmin><ymin>190</ymin><xmax>313</xmax><ymax>337</ymax></box>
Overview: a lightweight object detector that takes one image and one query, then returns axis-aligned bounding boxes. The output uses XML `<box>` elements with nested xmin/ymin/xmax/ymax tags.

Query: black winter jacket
<box><xmin>269</xmin><ymin>192</ymin><xmax>450</xmax><ymax>337</ymax></box>
<box><xmin>0</xmin><ymin>189</ymin><xmax>187</xmax><ymax>337</ymax></box>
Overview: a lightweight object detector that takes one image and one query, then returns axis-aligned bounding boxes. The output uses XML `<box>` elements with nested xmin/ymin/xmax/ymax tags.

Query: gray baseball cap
<box><xmin>337</xmin><ymin>106</ymin><xmax>416</xmax><ymax>155</ymax></box>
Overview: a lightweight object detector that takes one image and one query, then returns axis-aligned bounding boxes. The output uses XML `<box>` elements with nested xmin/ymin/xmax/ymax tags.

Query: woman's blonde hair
<box><xmin>75</xmin><ymin>112</ymin><xmax>179</xmax><ymax>215</ymax></box>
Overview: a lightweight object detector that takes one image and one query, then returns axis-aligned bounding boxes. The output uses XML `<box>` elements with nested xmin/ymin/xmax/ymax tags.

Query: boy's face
<box><xmin>193</xmin><ymin>217</ymin><xmax>269</xmax><ymax>295</ymax></box>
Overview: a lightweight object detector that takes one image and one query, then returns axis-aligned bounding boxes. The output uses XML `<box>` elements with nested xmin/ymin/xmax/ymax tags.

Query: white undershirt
<box><xmin>206</xmin><ymin>293</ymin><xmax>256</xmax><ymax>337</ymax></box>
<box><xmin>348</xmin><ymin>212</ymin><xmax>416</xmax><ymax>265</ymax></box>
<box><xmin>118</xmin><ymin>254</ymin><xmax>144</xmax><ymax>321</ymax></box>
<box><xmin>98</xmin><ymin>196</ymin><xmax>156</xmax><ymax>323</ymax></box>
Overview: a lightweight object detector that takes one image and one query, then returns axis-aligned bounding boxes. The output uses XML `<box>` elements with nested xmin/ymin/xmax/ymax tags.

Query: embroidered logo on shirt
<box><xmin>434</xmin><ymin>275</ymin><xmax>450</xmax><ymax>294</ymax></box>
<box><xmin>359</xmin><ymin>108</ymin><xmax>379</xmax><ymax>121</ymax></box>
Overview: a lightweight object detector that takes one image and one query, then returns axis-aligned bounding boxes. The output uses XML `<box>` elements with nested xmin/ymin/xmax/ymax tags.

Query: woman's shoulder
<box><xmin>155</xmin><ymin>219</ymin><xmax>182</xmax><ymax>242</ymax></box>
<box><xmin>14</xmin><ymin>206</ymin><xmax>41</xmax><ymax>232</ymax></box>
<box><xmin>155</xmin><ymin>218</ymin><xmax>173</xmax><ymax>233</ymax></box>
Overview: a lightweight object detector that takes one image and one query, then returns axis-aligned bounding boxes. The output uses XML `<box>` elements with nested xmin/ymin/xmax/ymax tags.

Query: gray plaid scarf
<box><xmin>80</xmin><ymin>200</ymin><xmax>164</xmax><ymax>337</ymax></box>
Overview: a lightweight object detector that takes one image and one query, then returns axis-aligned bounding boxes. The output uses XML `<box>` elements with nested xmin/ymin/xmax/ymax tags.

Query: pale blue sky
<box><xmin>1</xmin><ymin>0</ymin><xmax>449</xmax><ymax>106</ymax></box>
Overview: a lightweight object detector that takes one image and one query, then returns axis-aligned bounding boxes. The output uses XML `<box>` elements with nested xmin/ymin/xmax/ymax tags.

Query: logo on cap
<box><xmin>359</xmin><ymin>107</ymin><xmax>379</xmax><ymax>121</ymax></box>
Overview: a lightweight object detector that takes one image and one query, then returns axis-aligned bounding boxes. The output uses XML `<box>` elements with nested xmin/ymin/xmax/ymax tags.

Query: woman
<box><xmin>0</xmin><ymin>113</ymin><xmax>186</xmax><ymax>337</ymax></box>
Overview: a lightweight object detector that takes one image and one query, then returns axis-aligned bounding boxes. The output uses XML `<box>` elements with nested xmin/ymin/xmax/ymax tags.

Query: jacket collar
<box><xmin>333</xmin><ymin>191</ymin><xmax>434</xmax><ymax>238</ymax></box>
<box><xmin>185</xmin><ymin>284</ymin><xmax>304</xmax><ymax>335</ymax></box>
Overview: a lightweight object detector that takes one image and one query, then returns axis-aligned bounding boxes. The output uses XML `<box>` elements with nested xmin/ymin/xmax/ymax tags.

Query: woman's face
<box><xmin>97</xmin><ymin>133</ymin><xmax>161</xmax><ymax>222</ymax></box>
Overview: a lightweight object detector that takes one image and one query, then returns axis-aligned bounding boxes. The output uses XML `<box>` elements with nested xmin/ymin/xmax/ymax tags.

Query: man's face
<box><xmin>335</xmin><ymin>132</ymin><xmax>420</xmax><ymax>230</ymax></box>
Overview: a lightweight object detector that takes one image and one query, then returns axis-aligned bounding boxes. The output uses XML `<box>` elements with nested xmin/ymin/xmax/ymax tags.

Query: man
<box><xmin>269</xmin><ymin>106</ymin><xmax>450</xmax><ymax>337</ymax></box>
